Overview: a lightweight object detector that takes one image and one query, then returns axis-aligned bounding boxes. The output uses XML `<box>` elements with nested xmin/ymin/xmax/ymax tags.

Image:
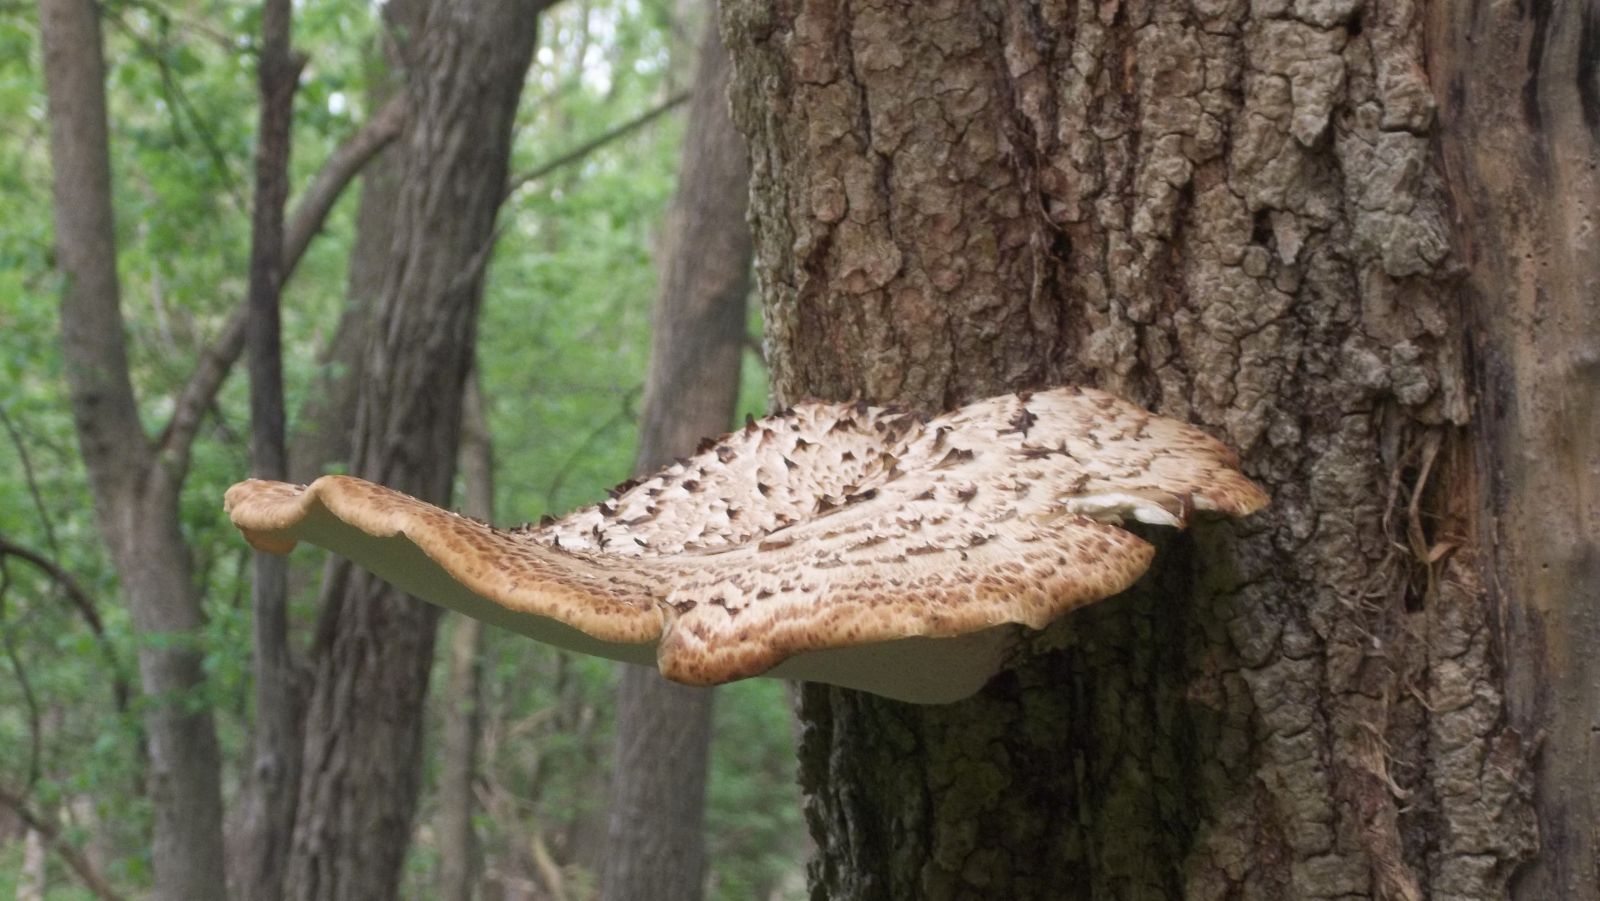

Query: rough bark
<box><xmin>1429</xmin><ymin>4</ymin><xmax>1600</xmax><ymax>898</ymax></box>
<box><xmin>283</xmin><ymin>3</ymin><xmax>540</xmax><ymax>897</ymax></box>
<box><xmin>599</xmin><ymin>12</ymin><xmax>751</xmax><ymax>901</ymax></box>
<box><xmin>37</xmin><ymin>0</ymin><xmax>228</xmax><ymax>896</ymax></box>
<box><xmin>438</xmin><ymin>372</ymin><xmax>492</xmax><ymax>901</ymax></box>
<box><xmin>720</xmin><ymin>1</ymin><xmax>1540</xmax><ymax>898</ymax></box>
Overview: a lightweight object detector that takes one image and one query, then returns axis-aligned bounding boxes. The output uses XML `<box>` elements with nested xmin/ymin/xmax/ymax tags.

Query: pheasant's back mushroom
<box><xmin>225</xmin><ymin>387</ymin><xmax>1267</xmax><ymax>703</ymax></box>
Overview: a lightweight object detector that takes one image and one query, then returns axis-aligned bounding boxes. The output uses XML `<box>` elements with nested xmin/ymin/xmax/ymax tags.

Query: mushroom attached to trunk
<box><xmin>225</xmin><ymin>387</ymin><xmax>1266</xmax><ymax>703</ymax></box>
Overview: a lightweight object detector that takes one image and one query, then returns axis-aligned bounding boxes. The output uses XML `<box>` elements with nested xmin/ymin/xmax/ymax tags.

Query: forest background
<box><xmin>0</xmin><ymin>0</ymin><xmax>807</xmax><ymax>897</ymax></box>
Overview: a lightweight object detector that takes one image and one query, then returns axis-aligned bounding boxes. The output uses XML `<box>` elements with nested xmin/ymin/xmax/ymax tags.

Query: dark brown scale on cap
<box><xmin>933</xmin><ymin>448</ymin><xmax>976</xmax><ymax>470</ymax></box>
<box><xmin>1003</xmin><ymin>404</ymin><xmax>1038</xmax><ymax>437</ymax></box>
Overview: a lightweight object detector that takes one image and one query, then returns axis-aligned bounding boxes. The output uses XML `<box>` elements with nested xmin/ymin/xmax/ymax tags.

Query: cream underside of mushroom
<box><xmin>281</xmin><ymin>502</ymin><xmax>1015</xmax><ymax>703</ymax></box>
<box><xmin>227</xmin><ymin>387</ymin><xmax>1268</xmax><ymax>704</ymax></box>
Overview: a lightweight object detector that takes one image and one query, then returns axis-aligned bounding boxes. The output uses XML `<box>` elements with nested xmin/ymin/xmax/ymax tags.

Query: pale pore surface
<box><xmin>226</xmin><ymin>387</ymin><xmax>1267</xmax><ymax>702</ymax></box>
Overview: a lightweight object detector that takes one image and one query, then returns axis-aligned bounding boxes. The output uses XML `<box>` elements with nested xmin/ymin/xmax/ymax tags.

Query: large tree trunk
<box><xmin>599</xmin><ymin>11</ymin><xmax>752</xmax><ymax>901</ymax></box>
<box><xmin>38</xmin><ymin>0</ymin><xmax>228</xmax><ymax>896</ymax></box>
<box><xmin>720</xmin><ymin>1</ymin><xmax>1553</xmax><ymax>898</ymax></box>
<box><xmin>284</xmin><ymin>3</ymin><xmax>540</xmax><ymax>898</ymax></box>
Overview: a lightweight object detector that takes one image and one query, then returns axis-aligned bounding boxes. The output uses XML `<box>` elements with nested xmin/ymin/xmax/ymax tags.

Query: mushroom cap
<box><xmin>225</xmin><ymin>386</ymin><xmax>1266</xmax><ymax>703</ymax></box>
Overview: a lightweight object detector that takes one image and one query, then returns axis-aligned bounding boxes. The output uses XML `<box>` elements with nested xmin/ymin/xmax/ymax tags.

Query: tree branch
<box><xmin>158</xmin><ymin>96</ymin><xmax>406</xmax><ymax>471</ymax></box>
<box><xmin>0</xmin><ymin>785</ymin><xmax>127</xmax><ymax>901</ymax></box>
<box><xmin>283</xmin><ymin>95</ymin><xmax>406</xmax><ymax>270</ymax></box>
<box><xmin>504</xmin><ymin>92</ymin><xmax>689</xmax><ymax>198</ymax></box>
<box><xmin>443</xmin><ymin>93</ymin><xmax>690</xmax><ymax>298</ymax></box>
<box><xmin>0</xmin><ymin>405</ymin><xmax>62</xmax><ymax>557</ymax></box>
<box><xmin>0</xmin><ymin>534</ymin><xmax>131</xmax><ymax>712</ymax></box>
<box><xmin>0</xmin><ymin>564</ymin><xmax>44</xmax><ymax>787</ymax></box>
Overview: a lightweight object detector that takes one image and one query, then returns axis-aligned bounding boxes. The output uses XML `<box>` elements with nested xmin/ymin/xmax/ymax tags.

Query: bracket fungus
<box><xmin>225</xmin><ymin>387</ymin><xmax>1266</xmax><ymax>703</ymax></box>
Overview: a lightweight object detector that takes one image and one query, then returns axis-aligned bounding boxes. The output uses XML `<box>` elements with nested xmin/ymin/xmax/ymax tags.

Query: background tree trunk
<box><xmin>38</xmin><ymin>0</ymin><xmax>228</xmax><ymax>895</ymax></box>
<box><xmin>229</xmin><ymin>12</ymin><xmax>411</xmax><ymax>890</ymax></box>
<box><xmin>599</xmin><ymin>10</ymin><xmax>752</xmax><ymax>901</ymax></box>
<box><xmin>234</xmin><ymin>0</ymin><xmax>305</xmax><ymax>896</ymax></box>
<box><xmin>437</xmin><ymin>371</ymin><xmax>493</xmax><ymax>901</ymax></box>
<box><xmin>284</xmin><ymin>2</ymin><xmax>541</xmax><ymax>897</ymax></box>
<box><xmin>720</xmin><ymin>0</ymin><xmax>1545</xmax><ymax>898</ymax></box>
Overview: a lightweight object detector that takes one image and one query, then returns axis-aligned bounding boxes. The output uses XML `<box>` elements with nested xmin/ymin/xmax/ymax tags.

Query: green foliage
<box><xmin>2</xmin><ymin>0</ymin><xmax>801</xmax><ymax>896</ymax></box>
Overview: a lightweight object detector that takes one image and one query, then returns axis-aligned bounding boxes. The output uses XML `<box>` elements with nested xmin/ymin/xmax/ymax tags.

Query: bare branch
<box><xmin>504</xmin><ymin>92</ymin><xmax>689</xmax><ymax>197</ymax></box>
<box><xmin>283</xmin><ymin>95</ymin><xmax>405</xmax><ymax>269</ymax></box>
<box><xmin>0</xmin><ymin>785</ymin><xmax>127</xmax><ymax>901</ymax></box>
<box><xmin>0</xmin><ymin>564</ymin><xmax>43</xmax><ymax>787</ymax></box>
<box><xmin>442</xmin><ymin>93</ymin><xmax>691</xmax><ymax>299</ymax></box>
<box><xmin>158</xmin><ymin>96</ymin><xmax>406</xmax><ymax>471</ymax></box>
<box><xmin>0</xmin><ymin>406</ymin><xmax>61</xmax><ymax>557</ymax></box>
<box><xmin>541</xmin><ymin>384</ymin><xmax>640</xmax><ymax>511</ymax></box>
<box><xmin>0</xmin><ymin>534</ymin><xmax>131</xmax><ymax>712</ymax></box>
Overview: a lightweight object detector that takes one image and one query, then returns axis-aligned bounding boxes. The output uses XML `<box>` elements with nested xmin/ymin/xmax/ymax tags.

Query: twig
<box><xmin>439</xmin><ymin>93</ymin><xmax>690</xmax><ymax>317</ymax></box>
<box><xmin>0</xmin><ymin>564</ymin><xmax>43</xmax><ymax>786</ymax></box>
<box><xmin>0</xmin><ymin>534</ymin><xmax>131</xmax><ymax>712</ymax></box>
<box><xmin>102</xmin><ymin>7</ymin><xmax>247</xmax><ymax>212</ymax></box>
<box><xmin>0</xmin><ymin>785</ymin><xmax>126</xmax><ymax>901</ymax></box>
<box><xmin>0</xmin><ymin>406</ymin><xmax>61</xmax><ymax>558</ymax></box>
<box><xmin>504</xmin><ymin>92</ymin><xmax>688</xmax><ymax>197</ymax></box>
<box><xmin>157</xmin><ymin>96</ymin><xmax>406</xmax><ymax>472</ymax></box>
<box><xmin>541</xmin><ymin>386</ymin><xmax>640</xmax><ymax>512</ymax></box>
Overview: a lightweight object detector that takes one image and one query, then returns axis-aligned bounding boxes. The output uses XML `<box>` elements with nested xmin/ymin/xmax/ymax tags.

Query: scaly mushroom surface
<box><xmin>225</xmin><ymin>387</ymin><xmax>1266</xmax><ymax>702</ymax></box>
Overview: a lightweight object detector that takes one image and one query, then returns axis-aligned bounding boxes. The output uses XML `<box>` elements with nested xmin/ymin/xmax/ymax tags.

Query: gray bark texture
<box><xmin>37</xmin><ymin>0</ymin><xmax>229</xmax><ymax>896</ymax></box>
<box><xmin>717</xmin><ymin>0</ymin><xmax>1577</xmax><ymax>897</ymax></box>
<box><xmin>283</xmin><ymin>2</ymin><xmax>540</xmax><ymax>898</ymax></box>
<box><xmin>600</xmin><ymin>11</ymin><xmax>752</xmax><ymax>901</ymax></box>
